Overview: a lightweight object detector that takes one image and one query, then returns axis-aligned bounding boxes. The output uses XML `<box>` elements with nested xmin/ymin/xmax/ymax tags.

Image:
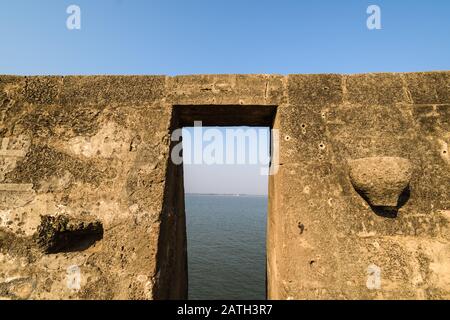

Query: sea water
<box><xmin>185</xmin><ymin>194</ymin><xmax>267</xmax><ymax>300</ymax></box>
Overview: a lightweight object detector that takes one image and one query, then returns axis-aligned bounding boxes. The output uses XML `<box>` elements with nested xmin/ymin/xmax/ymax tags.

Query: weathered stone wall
<box><xmin>270</xmin><ymin>72</ymin><xmax>450</xmax><ymax>300</ymax></box>
<box><xmin>0</xmin><ymin>72</ymin><xmax>449</xmax><ymax>300</ymax></box>
<box><xmin>0</xmin><ymin>76</ymin><xmax>172</xmax><ymax>299</ymax></box>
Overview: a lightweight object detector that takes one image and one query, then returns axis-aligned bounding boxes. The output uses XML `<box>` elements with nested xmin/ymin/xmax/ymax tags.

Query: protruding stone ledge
<box><xmin>348</xmin><ymin>157</ymin><xmax>413</xmax><ymax>216</ymax></box>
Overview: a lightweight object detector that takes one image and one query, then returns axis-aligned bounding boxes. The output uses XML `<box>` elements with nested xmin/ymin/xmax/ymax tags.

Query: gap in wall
<box><xmin>182</xmin><ymin>126</ymin><xmax>269</xmax><ymax>300</ymax></box>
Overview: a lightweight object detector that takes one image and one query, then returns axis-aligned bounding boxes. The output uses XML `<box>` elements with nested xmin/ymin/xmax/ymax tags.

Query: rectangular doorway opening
<box><xmin>173</xmin><ymin>105</ymin><xmax>277</xmax><ymax>300</ymax></box>
<box><xmin>183</xmin><ymin>126</ymin><xmax>269</xmax><ymax>300</ymax></box>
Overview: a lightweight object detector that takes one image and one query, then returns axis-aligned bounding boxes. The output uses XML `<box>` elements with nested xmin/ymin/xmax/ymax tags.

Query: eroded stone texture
<box><xmin>267</xmin><ymin>72</ymin><xmax>450</xmax><ymax>300</ymax></box>
<box><xmin>0</xmin><ymin>75</ymin><xmax>172</xmax><ymax>300</ymax></box>
<box><xmin>0</xmin><ymin>72</ymin><xmax>449</xmax><ymax>300</ymax></box>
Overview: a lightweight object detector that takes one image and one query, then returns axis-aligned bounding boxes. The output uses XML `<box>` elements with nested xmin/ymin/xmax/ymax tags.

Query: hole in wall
<box><xmin>34</xmin><ymin>215</ymin><xmax>103</xmax><ymax>254</ymax></box>
<box><xmin>181</xmin><ymin>125</ymin><xmax>270</xmax><ymax>300</ymax></box>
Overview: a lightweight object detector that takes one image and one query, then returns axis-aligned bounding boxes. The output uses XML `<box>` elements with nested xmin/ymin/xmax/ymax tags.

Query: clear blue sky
<box><xmin>1</xmin><ymin>0</ymin><xmax>449</xmax><ymax>75</ymax></box>
<box><xmin>182</xmin><ymin>127</ymin><xmax>270</xmax><ymax>195</ymax></box>
<box><xmin>1</xmin><ymin>1</ymin><xmax>449</xmax><ymax>195</ymax></box>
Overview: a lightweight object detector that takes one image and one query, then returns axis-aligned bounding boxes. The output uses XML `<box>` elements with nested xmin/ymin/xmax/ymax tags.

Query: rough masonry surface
<box><xmin>0</xmin><ymin>72</ymin><xmax>449</xmax><ymax>300</ymax></box>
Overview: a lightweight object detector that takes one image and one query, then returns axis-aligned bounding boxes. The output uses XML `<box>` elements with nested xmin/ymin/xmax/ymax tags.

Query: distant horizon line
<box><xmin>185</xmin><ymin>192</ymin><xmax>268</xmax><ymax>197</ymax></box>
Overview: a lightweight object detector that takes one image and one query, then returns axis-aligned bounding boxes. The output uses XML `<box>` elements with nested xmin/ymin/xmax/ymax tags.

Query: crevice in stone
<box><xmin>34</xmin><ymin>214</ymin><xmax>103</xmax><ymax>254</ymax></box>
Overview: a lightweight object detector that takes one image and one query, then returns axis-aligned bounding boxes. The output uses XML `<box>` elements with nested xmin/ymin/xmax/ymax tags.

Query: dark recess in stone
<box><xmin>174</xmin><ymin>105</ymin><xmax>277</xmax><ymax>127</ymax></box>
<box><xmin>34</xmin><ymin>215</ymin><xmax>103</xmax><ymax>254</ymax></box>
